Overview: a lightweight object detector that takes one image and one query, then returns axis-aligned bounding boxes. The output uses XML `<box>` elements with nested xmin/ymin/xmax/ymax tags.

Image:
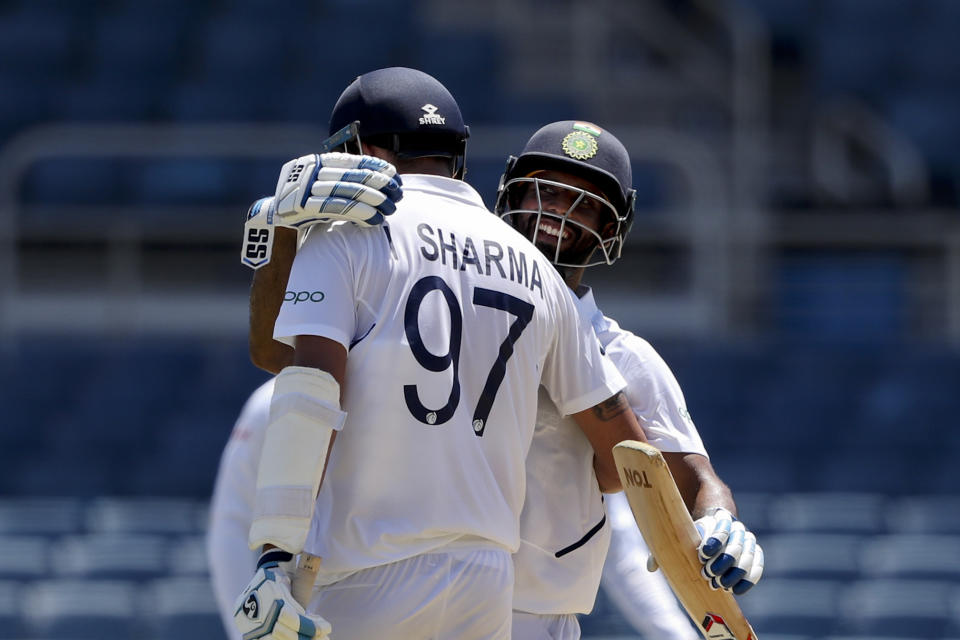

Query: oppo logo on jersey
<box><xmin>285</xmin><ymin>290</ymin><xmax>325</xmax><ymax>304</ymax></box>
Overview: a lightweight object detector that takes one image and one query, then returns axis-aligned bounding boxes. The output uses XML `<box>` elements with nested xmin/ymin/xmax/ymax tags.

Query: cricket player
<box><xmin>209</xmin><ymin>381</ymin><xmax>696</xmax><ymax>640</ymax></box>
<box><xmin>231</xmin><ymin>68</ymin><xmax>647</xmax><ymax>640</ymax></box>
<box><xmin>497</xmin><ymin>121</ymin><xmax>764</xmax><ymax>639</ymax></box>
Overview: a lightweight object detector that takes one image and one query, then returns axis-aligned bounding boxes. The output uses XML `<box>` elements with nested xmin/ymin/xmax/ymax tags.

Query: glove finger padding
<box><xmin>311</xmin><ymin>179</ymin><xmax>397</xmax><ymax>215</ymax></box>
<box><xmin>733</xmin><ymin>539</ymin><xmax>764</xmax><ymax>595</ymax></box>
<box><xmin>274</xmin><ymin>153</ymin><xmax>402</xmax><ymax>229</ymax></box>
<box><xmin>695</xmin><ymin>507</ymin><xmax>734</xmax><ymax>562</ymax></box>
<box><xmin>318</xmin><ymin>151</ymin><xmax>398</xmax><ymax>177</ymax></box>
<box><xmin>314</xmin><ymin>167</ymin><xmax>402</xmax><ymax>208</ymax></box>
<box><xmin>234</xmin><ymin>566</ymin><xmax>332</xmax><ymax>640</ymax></box>
<box><xmin>704</xmin><ymin>521</ymin><xmax>745</xmax><ymax>579</ymax></box>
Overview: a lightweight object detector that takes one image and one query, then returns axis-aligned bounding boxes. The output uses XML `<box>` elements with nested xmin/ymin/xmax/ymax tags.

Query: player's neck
<box><xmin>557</xmin><ymin>265</ymin><xmax>586</xmax><ymax>292</ymax></box>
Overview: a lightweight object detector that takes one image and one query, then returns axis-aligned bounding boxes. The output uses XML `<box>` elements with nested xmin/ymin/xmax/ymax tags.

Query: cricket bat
<box><xmin>290</xmin><ymin>552</ymin><xmax>322</xmax><ymax>607</ymax></box>
<box><xmin>613</xmin><ymin>440</ymin><xmax>758</xmax><ymax>640</ymax></box>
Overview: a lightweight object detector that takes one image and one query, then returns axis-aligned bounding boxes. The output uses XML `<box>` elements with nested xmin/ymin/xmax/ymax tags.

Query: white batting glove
<box><xmin>234</xmin><ymin>549</ymin><xmax>331</xmax><ymax>640</ymax></box>
<box><xmin>274</xmin><ymin>152</ymin><xmax>402</xmax><ymax>229</ymax></box>
<box><xmin>694</xmin><ymin>507</ymin><xmax>764</xmax><ymax>594</ymax></box>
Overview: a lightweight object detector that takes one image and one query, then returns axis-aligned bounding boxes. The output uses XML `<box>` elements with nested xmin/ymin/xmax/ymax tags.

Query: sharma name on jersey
<box><xmin>416</xmin><ymin>223</ymin><xmax>545</xmax><ymax>299</ymax></box>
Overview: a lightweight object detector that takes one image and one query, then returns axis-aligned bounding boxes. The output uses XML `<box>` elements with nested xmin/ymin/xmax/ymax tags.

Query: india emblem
<box><xmin>561</xmin><ymin>130</ymin><xmax>599</xmax><ymax>160</ymax></box>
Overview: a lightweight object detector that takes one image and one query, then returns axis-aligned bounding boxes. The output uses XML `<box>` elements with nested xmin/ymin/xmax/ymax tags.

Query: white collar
<box><xmin>401</xmin><ymin>174</ymin><xmax>487</xmax><ymax>209</ymax></box>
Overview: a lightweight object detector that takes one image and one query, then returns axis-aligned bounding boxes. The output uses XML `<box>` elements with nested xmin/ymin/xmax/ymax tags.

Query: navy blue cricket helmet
<box><xmin>495</xmin><ymin>120</ymin><xmax>636</xmax><ymax>268</ymax></box>
<box><xmin>329</xmin><ymin>67</ymin><xmax>470</xmax><ymax>178</ymax></box>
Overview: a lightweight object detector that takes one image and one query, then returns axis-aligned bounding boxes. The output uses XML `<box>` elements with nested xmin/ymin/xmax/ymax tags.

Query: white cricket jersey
<box><xmin>274</xmin><ymin>175</ymin><xmax>625</xmax><ymax>578</ymax></box>
<box><xmin>207</xmin><ymin>378</ymin><xmax>275</xmax><ymax>640</ymax></box>
<box><xmin>513</xmin><ymin>286</ymin><xmax>706</xmax><ymax>615</ymax></box>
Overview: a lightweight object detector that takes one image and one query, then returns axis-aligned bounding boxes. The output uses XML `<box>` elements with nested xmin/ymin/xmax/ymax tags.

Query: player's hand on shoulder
<box><xmin>694</xmin><ymin>507</ymin><xmax>764</xmax><ymax>595</ymax></box>
<box><xmin>274</xmin><ymin>152</ymin><xmax>403</xmax><ymax>229</ymax></box>
<box><xmin>234</xmin><ymin>549</ymin><xmax>331</xmax><ymax>640</ymax></box>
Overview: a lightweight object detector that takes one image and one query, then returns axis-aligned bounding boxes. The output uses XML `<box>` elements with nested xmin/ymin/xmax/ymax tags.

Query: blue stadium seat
<box><xmin>738</xmin><ymin>578</ymin><xmax>842</xmax><ymax>636</ymax></box>
<box><xmin>632</xmin><ymin>161</ymin><xmax>674</xmax><ymax>211</ymax></box>
<box><xmin>885</xmin><ymin>90</ymin><xmax>960</xmax><ymax>168</ymax></box>
<box><xmin>416</xmin><ymin>31</ymin><xmax>502</xmax><ymax>122</ymax></box>
<box><xmin>838</xmin><ymin>579</ymin><xmax>954</xmax><ymax>637</ymax></box>
<box><xmin>766</xmin><ymin>493</ymin><xmax>887</xmax><ymax>534</ymax></box>
<box><xmin>709</xmin><ymin>448</ymin><xmax>802</xmax><ymax>494</ymax></box>
<box><xmin>808</xmin><ymin>447</ymin><xmax>925</xmax><ymax>495</ymax></box>
<box><xmin>821</xmin><ymin>0</ymin><xmax>920</xmax><ymax>29</ymax></box>
<box><xmin>225</xmin><ymin>157</ymin><xmax>291</xmax><ymax>205</ymax></box>
<box><xmin>921</xmin><ymin>0</ymin><xmax>960</xmax><ymax>23</ymax></box>
<box><xmin>84</xmin><ymin>498</ymin><xmax>204</xmax><ymax>535</ymax></box>
<box><xmin>167</xmin><ymin>534</ymin><xmax>211</xmax><ymax>575</ymax></box>
<box><xmin>811</xmin><ymin>25</ymin><xmax>898</xmax><ymax>100</ymax></box>
<box><xmin>733</xmin><ymin>0</ymin><xmax>812</xmax><ymax>33</ymax></box>
<box><xmin>55</xmin><ymin>534</ymin><xmax>169</xmax><ymax>580</ymax></box>
<box><xmin>859</xmin><ymin>534</ymin><xmax>960</xmax><ymax>580</ymax></box>
<box><xmin>760</xmin><ymin>534</ymin><xmax>862</xmax><ymax>581</ymax></box>
<box><xmin>491</xmin><ymin>93</ymin><xmax>582</xmax><ymax>127</ymax></box>
<box><xmin>0</xmin><ymin>581</ymin><xmax>26</xmax><ymax>637</ymax></box>
<box><xmin>53</xmin><ymin>79</ymin><xmax>160</xmax><ymax>122</ymax></box>
<box><xmin>163</xmin><ymin>82</ymin><xmax>271</xmax><ymax>123</ymax></box>
<box><xmin>0</xmin><ymin>498</ymin><xmax>84</xmax><ymax>535</ymax></box>
<box><xmin>8</xmin><ymin>444</ymin><xmax>126</xmax><ymax>497</ymax></box>
<box><xmin>775</xmin><ymin>252</ymin><xmax>906</xmax><ymax>340</ymax></box>
<box><xmin>20</xmin><ymin>157</ymin><xmax>128</xmax><ymax>207</ymax></box>
<box><xmin>897</xmin><ymin>25</ymin><xmax>960</xmax><ymax>89</ymax></box>
<box><xmin>125</xmin><ymin>420</ymin><xmax>230</xmax><ymax>497</ymax></box>
<box><xmin>729</xmin><ymin>492</ymin><xmax>771</xmax><ymax>534</ymax></box>
<box><xmin>130</xmin><ymin>157</ymin><xmax>230</xmax><ymax>206</ymax></box>
<box><xmin>0</xmin><ymin>74</ymin><xmax>52</xmax><ymax>140</ymax></box>
<box><xmin>199</xmin><ymin>17</ymin><xmax>291</xmax><ymax>87</ymax></box>
<box><xmin>24</xmin><ymin>579</ymin><xmax>140</xmax><ymax>639</ymax></box>
<box><xmin>886</xmin><ymin>495</ymin><xmax>960</xmax><ymax>533</ymax></box>
<box><xmin>90</xmin><ymin>10</ymin><xmax>183</xmax><ymax>86</ymax></box>
<box><xmin>0</xmin><ymin>9</ymin><xmax>75</xmax><ymax>82</ymax></box>
<box><xmin>0</xmin><ymin>536</ymin><xmax>51</xmax><ymax>579</ymax></box>
<box><xmin>147</xmin><ymin>576</ymin><xmax>225</xmax><ymax>640</ymax></box>
<box><xmin>854</xmin><ymin>348</ymin><xmax>960</xmax><ymax>451</ymax></box>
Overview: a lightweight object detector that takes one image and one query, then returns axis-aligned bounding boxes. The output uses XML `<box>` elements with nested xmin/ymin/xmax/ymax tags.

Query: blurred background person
<box><xmin>3</xmin><ymin>1</ymin><xmax>960</xmax><ymax>638</ymax></box>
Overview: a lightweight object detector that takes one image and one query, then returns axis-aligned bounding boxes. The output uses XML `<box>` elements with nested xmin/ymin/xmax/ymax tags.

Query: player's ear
<box><xmin>361</xmin><ymin>142</ymin><xmax>396</xmax><ymax>163</ymax></box>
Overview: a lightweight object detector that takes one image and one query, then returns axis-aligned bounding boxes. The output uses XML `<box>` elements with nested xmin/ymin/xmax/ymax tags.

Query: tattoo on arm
<box><xmin>591</xmin><ymin>392</ymin><xmax>630</xmax><ymax>421</ymax></box>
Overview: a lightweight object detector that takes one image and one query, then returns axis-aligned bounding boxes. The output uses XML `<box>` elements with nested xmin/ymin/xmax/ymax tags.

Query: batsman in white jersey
<box><xmin>496</xmin><ymin>121</ymin><xmax>764</xmax><ymax>640</ymax></box>
<box><xmin>231</xmin><ymin>68</ymin><xmax>647</xmax><ymax>640</ymax></box>
<box><xmin>208</xmin><ymin>379</ymin><xmax>691</xmax><ymax>640</ymax></box>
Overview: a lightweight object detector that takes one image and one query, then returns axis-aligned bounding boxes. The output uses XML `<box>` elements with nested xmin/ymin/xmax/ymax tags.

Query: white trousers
<box><xmin>512</xmin><ymin>611</ymin><xmax>581</xmax><ymax>640</ymax></box>
<box><xmin>309</xmin><ymin>545</ymin><xmax>513</xmax><ymax>639</ymax></box>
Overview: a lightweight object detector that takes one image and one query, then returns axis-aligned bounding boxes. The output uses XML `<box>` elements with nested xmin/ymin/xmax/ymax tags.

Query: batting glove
<box><xmin>274</xmin><ymin>152</ymin><xmax>403</xmax><ymax>229</ymax></box>
<box><xmin>234</xmin><ymin>549</ymin><xmax>331</xmax><ymax>640</ymax></box>
<box><xmin>694</xmin><ymin>507</ymin><xmax>764</xmax><ymax>594</ymax></box>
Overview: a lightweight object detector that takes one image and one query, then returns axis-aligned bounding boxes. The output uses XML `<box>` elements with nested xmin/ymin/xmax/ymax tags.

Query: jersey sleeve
<box><xmin>206</xmin><ymin>381</ymin><xmax>272</xmax><ymax>639</ymax></box>
<box><xmin>610</xmin><ymin>333</ymin><xmax>707</xmax><ymax>456</ymax></box>
<box><xmin>540</xmin><ymin>287</ymin><xmax>626</xmax><ymax>416</ymax></box>
<box><xmin>273</xmin><ymin>225</ymin><xmax>360</xmax><ymax>349</ymax></box>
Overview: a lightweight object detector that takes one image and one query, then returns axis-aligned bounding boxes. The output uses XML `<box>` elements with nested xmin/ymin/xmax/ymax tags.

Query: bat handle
<box><xmin>290</xmin><ymin>552</ymin><xmax>322</xmax><ymax>607</ymax></box>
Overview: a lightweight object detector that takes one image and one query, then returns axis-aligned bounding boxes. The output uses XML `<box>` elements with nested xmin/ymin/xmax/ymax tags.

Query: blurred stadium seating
<box><xmin>2</xmin><ymin>0</ymin><xmax>960</xmax><ymax>638</ymax></box>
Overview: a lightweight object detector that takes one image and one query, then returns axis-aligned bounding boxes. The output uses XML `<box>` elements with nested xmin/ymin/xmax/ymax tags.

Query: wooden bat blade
<box><xmin>613</xmin><ymin>440</ymin><xmax>758</xmax><ymax>640</ymax></box>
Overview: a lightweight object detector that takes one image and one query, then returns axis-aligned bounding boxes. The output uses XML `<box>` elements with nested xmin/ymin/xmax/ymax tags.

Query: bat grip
<box><xmin>290</xmin><ymin>552</ymin><xmax>321</xmax><ymax>607</ymax></box>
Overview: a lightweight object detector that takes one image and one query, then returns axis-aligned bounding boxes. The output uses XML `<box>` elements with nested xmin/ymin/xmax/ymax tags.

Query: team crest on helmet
<box><xmin>561</xmin><ymin>130</ymin><xmax>598</xmax><ymax>160</ymax></box>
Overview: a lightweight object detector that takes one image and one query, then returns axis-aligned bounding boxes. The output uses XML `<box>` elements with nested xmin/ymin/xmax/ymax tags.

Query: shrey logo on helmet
<box><xmin>419</xmin><ymin>104</ymin><xmax>446</xmax><ymax>125</ymax></box>
<box><xmin>495</xmin><ymin>120</ymin><xmax>637</xmax><ymax>269</ymax></box>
